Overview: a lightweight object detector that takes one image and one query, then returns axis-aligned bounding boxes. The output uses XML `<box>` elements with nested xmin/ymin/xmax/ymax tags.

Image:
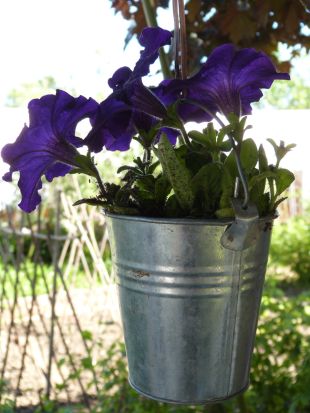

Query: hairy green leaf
<box><xmin>155</xmin><ymin>134</ymin><xmax>194</xmax><ymax>212</ymax></box>
<box><xmin>191</xmin><ymin>163</ymin><xmax>222</xmax><ymax>214</ymax></box>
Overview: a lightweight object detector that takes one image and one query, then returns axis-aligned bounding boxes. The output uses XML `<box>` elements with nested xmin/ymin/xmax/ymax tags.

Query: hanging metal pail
<box><xmin>106</xmin><ymin>214</ymin><xmax>272</xmax><ymax>404</ymax></box>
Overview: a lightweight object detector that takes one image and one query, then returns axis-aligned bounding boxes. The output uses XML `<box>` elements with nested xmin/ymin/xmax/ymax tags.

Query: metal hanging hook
<box><xmin>172</xmin><ymin>0</ymin><xmax>187</xmax><ymax>80</ymax></box>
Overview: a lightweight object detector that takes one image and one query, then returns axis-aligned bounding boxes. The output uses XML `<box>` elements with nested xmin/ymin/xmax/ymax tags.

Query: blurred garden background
<box><xmin>0</xmin><ymin>0</ymin><xmax>310</xmax><ymax>412</ymax></box>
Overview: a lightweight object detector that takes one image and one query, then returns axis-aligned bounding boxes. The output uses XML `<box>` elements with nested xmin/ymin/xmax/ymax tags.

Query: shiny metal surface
<box><xmin>220</xmin><ymin>199</ymin><xmax>260</xmax><ymax>251</ymax></box>
<box><xmin>106</xmin><ymin>214</ymin><xmax>272</xmax><ymax>404</ymax></box>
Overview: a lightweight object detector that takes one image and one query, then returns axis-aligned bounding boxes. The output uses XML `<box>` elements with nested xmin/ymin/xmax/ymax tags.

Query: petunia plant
<box><xmin>1</xmin><ymin>25</ymin><xmax>295</xmax><ymax>218</ymax></box>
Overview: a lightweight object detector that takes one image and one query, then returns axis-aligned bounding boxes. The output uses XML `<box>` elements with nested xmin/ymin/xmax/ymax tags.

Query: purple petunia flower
<box><xmin>107</xmin><ymin>27</ymin><xmax>172</xmax><ymax>119</ymax></box>
<box><xmin>1</xmin><ymin>90</ymin><xmax>98</xmax><ymax>212</ymax></box>
<box><xmin>85</xmin><ymin>97</ymin><xmax>135</xmax><ymax>152</ymax></box>
<box><xmin>154</xmin><ymin>44</ymin><xmax>290</xmax><ymax>121</ymax></box>
<box><xmin>86</xmin><ymin>27</ymin><xmax>173</xmax><ymax>153</ymax></box>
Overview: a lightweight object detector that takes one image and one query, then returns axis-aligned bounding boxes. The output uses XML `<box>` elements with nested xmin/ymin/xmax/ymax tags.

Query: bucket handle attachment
<box><xmin>220</xmin><ymin>198</ymin><xmax>260</xmax><ymax>251</ymax></box>
<box><xmin>221</xmin><ymin>141</ymin><xmax>260</xmax><ymax>251</ymax></box>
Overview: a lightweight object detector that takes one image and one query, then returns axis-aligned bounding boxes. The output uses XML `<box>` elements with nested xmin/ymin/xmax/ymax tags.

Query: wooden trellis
<box><xmin>0</xmin><ymin>178</ymin><xmax>121</xmax><ymax>409</ymax></box>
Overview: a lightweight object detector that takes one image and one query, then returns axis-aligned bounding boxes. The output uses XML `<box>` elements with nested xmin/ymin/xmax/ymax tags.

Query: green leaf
<box><xmin>162</xmin><ymin>103</ymin><xmax>183</xmax><ymax>131</ymax></box>
<box><xmin>107</xmin><ymin>205</ymin><xmax>140</xmax><ymax>215</ymax></box>
<box><xmin>217</xmin><ymin>125</ymin><xmax>233</xmax><ymax>144</ymax></box>
<box><xmin>188</xmin><ymin>130</ymin><xmax>207</xmax><ymax>145</ymax></box>
<box><xmin>133</xmin><ymin>157</ymin><xmax>145</xmax><ymax>169</ymax></box>
<box><xmin>148</xmin><ymin>160</ymin><xmax>160</xmax><ymax>174</ymax></box>
<box><xmin>218</xmin><ymin>140</ymin><xmax>232</xmax><ymax>152</ymax></box>
<box><xmin>191</xmin><ymin>163</ymin><xmax>222</xmax><ymax>197</ymax></box>
<box><xmin>155</xmin><ymin>175</ymin><xmax>171</xmax><ymax>206</ymax></box>
<box><xmin>251</xmin><ymin>192</ymin><xmax>270</xmax><ymax>217</ymax></box>
<box><xmin>202</xmin><ymin>122</ymin><xmax>217</xmax><ymax>146</ymax></box>
<box><xmin>81</xmin><ymin>356</ymin><xmax>93</xmax><ymax>370</ymax></box>
<box><xmin>267</xmin><ymin>139</ymin><xmax>296</xmax><ymax>166</ymax></box>
<box><xmin>273</xmin><ymin>196</ymin><xmax>288</xmax><ymax>210</ymax></box>
<box><xmin>155</xmin><ymin>134</ymin><xmax>194</xmax><ymax>212</ymax></box>
<box><xmin>240</xmin><ymin>138</ymin><xmax>258</xmax><ymax>173</ymax></box>
<box><xmin>135</xmin><ymin>175</ymin><xmax>155</xmax><ymax>192</ymax></box>
<box><xmin>81</xmin><ymin>330</ymin><xmax>93</xmax><ymax>341</ymax></box>
<box><xmin>191</xmin><ymin>163</ymin><xmax>223</xmax><ymax>214</ymax></box>
<box><xmin>69</xmin><ymin>168</ymin><xmax>87</xmax><ymax>175</ymax></box>
<box><xmin>219</xmin><ymin>165</ymin><xmax>235</xmax><ymax>209</ymax></box>
<box><xmin>74</xmin><ymin>154</ymin><xmax>96</xmax><ymax>177</ymax></box>
<box><xmin>117</xmin><ymin>165</ymin><xmax>140</xmax><ymax>174</ymax></box>
<box><xmin>185</xmin><ymin>150</ymin><xmax>212</xmax><ymax>175</ymax></box>
<box><xmin>258</xmin><ymin>144</ymin><xmax>269</xmax><ymax>172</ymax></box>
<box><xmin>57</xmin><ymin>358</ymin><xmax>66</xmax><ymax>367</ymax></box>
<box><xmin>223</xmin><ymin>151</ymin><xmax>238</xmax><ymax>178</ymax></box>
<box><xmin>165</xmin><ymin>194</ymin><xmax>185</xmax><ymax>217</ymax></box>
<box><xmin>249</xmin><ymin>171</ymin><xmax>276</xmax><ymax>191</ymax></box>
<box><xmin>73</xmin><ymin>197</ymin><xmax>106</xmax><ymax>207</ymax></box>
<box><xmin>275</xmin><ymin>168</ymin><xmax>295</xmax><ymax>196</ymax></box>
<box><xmin>215</xmin><ymin>208</ymin><xmax>234</xmax><ymax>219</ymax></box>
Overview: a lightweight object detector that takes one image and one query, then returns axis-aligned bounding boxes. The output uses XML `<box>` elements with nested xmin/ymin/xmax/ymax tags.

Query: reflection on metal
<box><xmin>107</xmin><ymin>214</ymin><xmax>272</xmax><ymax>404</ymax></box>
<box><xmin>220</xmin><ymin>199</ymin><xmax>260</xmax><ymax>251</ymax></box>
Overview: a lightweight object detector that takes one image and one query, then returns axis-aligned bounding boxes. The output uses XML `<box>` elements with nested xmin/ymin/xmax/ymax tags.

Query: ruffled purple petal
<box><xmin>28</xmin><ymin>91</ymin><xmax>98</xmax><ymax>145</ymax></box>
<box><xmin>45</xmin><ymin>163</ymin><xmax>73</xmax><ymax>182</ymax></box>
<box><xmin>104</xmin><ymin>129</ymin><xmax>133</xmax><ymax>151</ymax></box>
<box><xmin>152</xmin><ymin>81</ymin><xmax>215</xmax><ymax>123</ymax></box>
<box><xmin>155</xmin><ymin>44</ymin><xmax>289</xmax><ymax>119</ymax></box>
<box><xmin>17</xmin><ymin>160</ymin><xmax>48</xmax><ymax>212</ymax></box>
<box><xmin>103</xmin><ymin>27</ymin><xmax>171</xmax><ymax>129</ymax></box>
<box><xmin>108</xmin><ymin>67</ymin><xmax>132</xmax><ymax>91</ymax></box>
<box><xmin>28</xmin><ymin>95</ymin><xmax>56</xmax><ymax>128</ymax></box>
<box><xmin>1</xmin><ymin>125</ymin><xmax>79</xmax><ymax>212</ymax></box>
<box><xmin>1</xmin><ymin>91</ymin><xmax>96</xmax><ymax>212</ymax></box>
<box><xmin>85</xmin><ymin>97</ymin><xmax>135</xmax><ymax>153</ymax></box>
<box><xmin>52</xmin><ymin>90</ymin><xmax>99</xmax><ymax>144</ymax></box>
<box><xmin>133</xmin><ymin>27</ymin><xmax>172</xmax><ymax>78</ymax></box>
<box><xmin>200</xmin><ymin>44</ymin><xmax>290</xmax><ymax>116</ymax></box>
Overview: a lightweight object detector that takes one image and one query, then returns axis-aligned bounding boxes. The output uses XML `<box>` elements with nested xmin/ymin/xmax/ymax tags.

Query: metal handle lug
<box><xmin>220</xmin><ymin>199</ymin><xmax>260</xmax><ymax>251</ymax></box>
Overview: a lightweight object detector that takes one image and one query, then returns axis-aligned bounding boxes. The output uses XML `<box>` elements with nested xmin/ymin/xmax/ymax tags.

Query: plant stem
<box><xmin>141</xmin><ymin>0</ymin><xmax>171</xmax><ymax>79</ymax></box>
<box><xmin>93</xmin><ymin>165</ymin><xmax>107</xmax><ymax>197</ymax></box>
<box><xmin>179</xmin><ymin>122</ymin><xmax>193</xmax><ymax>149</ymax></box>
<box><xmin>143</xmin><ymin>147</ymin><xmax>151</xmax><ymax>163</ymax></box>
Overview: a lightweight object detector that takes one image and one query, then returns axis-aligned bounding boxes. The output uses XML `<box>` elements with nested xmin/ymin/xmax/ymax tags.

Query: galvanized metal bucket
<box><xmin>106</xmin><ymin>214</ymin><xmax>272</xmax><ymax>404</ymax></box>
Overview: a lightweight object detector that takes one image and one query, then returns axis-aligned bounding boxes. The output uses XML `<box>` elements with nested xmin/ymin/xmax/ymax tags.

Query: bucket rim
<box><xmin>104</xmin><ymin>211</ymin><xmax>275</xmax><ymax>227</ymax></box>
